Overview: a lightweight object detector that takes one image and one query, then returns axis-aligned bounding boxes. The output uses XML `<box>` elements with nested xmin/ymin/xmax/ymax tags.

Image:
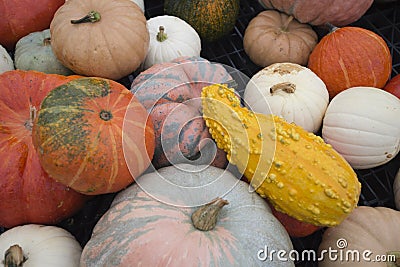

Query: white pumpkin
<box><xmin>322</xmin><ymin>87</ymin><xmax>400</xmax><ymax>169</ymax></box>
<box><xmin>0</xmin><ymin>45</ymin><xmax>14</xmax><ymax>74</ymax></box>
<box><xmin>244</xmin><ymin>62</ymin><xmax>329</xmax><ymax>133</ymax></box>
<box><xmin>80</xmin><ymin>164</ymin><xmax>294</xmax><ymax>266</ymax></box>
<box><xmin>0</xmin><ymin>224</ymin><xmax>82</xmax><ymax>267</ymax></box>
<box><xmin>14</xmin><ymin>29</ymin><xmax>74</xmax><ymax>75</ymax></box>
<box><xmin>143</xmin><ymin>15</ymin><xmax>201</xmax><ymax>70</ymax></box>
<box><xmin>394</xmin><ymin>169</ymin><xmax>400</xmax><ymax>210</ymax></box>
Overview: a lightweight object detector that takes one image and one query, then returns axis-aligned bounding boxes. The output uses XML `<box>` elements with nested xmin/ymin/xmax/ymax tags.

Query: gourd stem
<box><xmin>191</xmin><ymin>197</ymin><xmax>229</xmax><ymax>231</ymax></box>
<box><xmin>24</xmin><ymin>103</ymin><xmax>37</xmax><ymax>131</ymax></box>
<box><xmin>4</xmin><ymin>245</ymin><xmax>26</xmax><ymax>267</ymax></box>
<box><xmin>270</xmin><ymin>82</ymin><xmax>296</xmax><ymax>94</ymax></box>
<box><xmin>325</xmin><ymin>22</ymin><xmax>339</xmax><ymax>33</ymax></box>
<box><xmin>43</xmin><ymin>38</ymin><xmax>51</xmax><ymax>46</ymax></box>
<box><xmin>386</xmin><ymin>251</ymin><xmax>400</xmax><ymax>267</ymax></box>
<box><xmin>71</xmin><ymin>11</ymin><xmax>101</xmax><ymax>24</ymax></box>
<box><xmin>282</xmin><ymin>16</ymin><xmax>294</xmax><ymax>32</ymax></box>
<box><xmin>157</xmin><ymin>26</ymin><xmax>168</xmax><ymax>42</ymax></box>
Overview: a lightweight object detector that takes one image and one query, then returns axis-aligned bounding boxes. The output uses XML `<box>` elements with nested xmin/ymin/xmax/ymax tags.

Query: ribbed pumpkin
<box><xmin>201</xmin><ymin>84</ymin><xmax>361</xmax><ymax>227</ymax></box>
<box><xmin>131</xmin><ymin>56</ymin><xmax>231</xmax><ymax>169</ymax></box>
<box><xmin>0</xmin><ymin>70</ymin><xmax>87</xmax><ymax>228</ymax></box>
<box><xmin>50</xmin><ymin>0</ymin><xmax>149</xmax><ymax>80</ymax></box>
<box><xmin>258</xmin><ymin>0</ymin><xmax>373</xmax><ymax>26</ymax></box>
<box><xmin>164</xmin><ymin>0</ymin><xmax>240</xmax><ymax>42</ymax></box>
<box><xmin>80</xmin><ymin>164</ymin><xmax>294</xmax><ymax>267</ymax></box>
<box><xmin>0</xmin><ymin>45</ymin><xmax>14</xmax><ymax>74</ymax></box>
<box><xmin>32</xmin><ymin>77</ymin><xmax>155</xmax><ymax>195</ymax></box>
<box><xmin>0</xmin><ymin>0</ymin><xmax>65</xmax><ymax>50</ymax></box>
<box><xmin>308</xmin><ymin>26</ymin><xmax>392</xmax><ymax>99</ymax></box>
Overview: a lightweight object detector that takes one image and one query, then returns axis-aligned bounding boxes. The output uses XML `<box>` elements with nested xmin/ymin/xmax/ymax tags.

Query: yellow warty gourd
<box><xmin>201</xmin><ymin>84</ymin><xmax>361</xmax><ymax>227</ymax></box>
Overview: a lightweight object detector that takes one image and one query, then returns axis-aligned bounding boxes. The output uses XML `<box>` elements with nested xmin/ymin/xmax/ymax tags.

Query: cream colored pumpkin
<box><xmin>244</xmin><ymin>62</ymin><xmax>329</xmax><ymax>133</ymax></box>
<box><xmin>322</xmin><ymin>87</ymin><xmax>400</xmax><ymax>169</ymax></box>
<box><xmin>80</xmin><ymin>164</ymin><xmax>294</xmax><ymax>266</ymax></box>
<box><xmin>143</xmin><ymin>15</ymin><xmax>201</xmax><ymax>70</ymax></box>
<box><xmin>0</xmin><ymin>45</ymin><xmax>14</xmax><ymax>74</ymax></box>
<box><xmin>319</xmin><ymin>206</ymin><xmax>400</xmax><ymax>266</ymax></box>
<box><xmin>65</xmin><ymin>0</ymin><xmax>145</xmax><ymax>12</ymax></box>
<box><xmin>14</xmin><ymin>29</ymin><xmax>73</xmax><ymax>75</ymax></box>
<box><xmin>394</xmin><ymin>169</ymin><xmax>400</xmax><ymax>210</ymax></box>
<box><xmin>0</xmin><ymin>224</ymin><xmax>82</xmax><ymax>267</ymax></box>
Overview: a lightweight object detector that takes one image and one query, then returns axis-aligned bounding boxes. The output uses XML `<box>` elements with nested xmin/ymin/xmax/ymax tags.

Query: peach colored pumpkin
<box><xmin>80</xmin><ymin>164</ymin><xmax>294</xmax><ymax>266</ymax></box>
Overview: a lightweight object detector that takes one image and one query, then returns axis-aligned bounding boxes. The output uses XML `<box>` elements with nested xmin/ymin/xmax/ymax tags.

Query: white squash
<box><xmin>322</xmin><ymin>87</ymin><xmax>400</xmax><ymax>169</ymax></box>
<box><xmin>0</xmin><ymin>224</ymin><xmax>82</xmax><ymax>267</ymax></box>
<box><xmin>244</xmin><ymin>62</ymin><xmax>329</xmax><ymax>133</ymax></box>
<box><xmin>0</xmin><ymin>45</ymin><xmax>14</xmax><ymax>74</ymax></box>
<box><xmin>14</xmin><ymin>29</ymin><xmax>73</xmax><ymax>75</ymax></box>
<box><xmin>394</xmin><ymin>169</ymin><xmax>400</xmax><ymax>210</ymax></box>
<box><xmin>143</xmin><ymin>15</ymin><xmax>201</xmax><ymax>70</ymax></box>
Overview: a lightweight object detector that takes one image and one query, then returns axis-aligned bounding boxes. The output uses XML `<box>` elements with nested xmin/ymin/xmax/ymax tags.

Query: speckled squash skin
<box><xmin>80</xmin><ymin>164</ymin><xmax>294</xmax><ymax>267</ymax></box>
<box><xmin>33</xmin><ymin>77</ymin><xmax>155</xmax><ymax>195</ymax></box>
<box><xmin>131</xmin><ymin>56</ymin><xmax>231</xmax><ymax>169</ymax></box>
<box><xmin>164</xmin><ymin>0</ymin><xmax>240</xmax><ymax>42</ymax></box>
<box><xmin>201</xmin><ymin>84</ymin><xmax>361</xmax><ymax>227</ymax></box>
<box><xmin>0</xmin><ymin>70</ymin><xmax>87</xmax><ymax>228</ymax></box>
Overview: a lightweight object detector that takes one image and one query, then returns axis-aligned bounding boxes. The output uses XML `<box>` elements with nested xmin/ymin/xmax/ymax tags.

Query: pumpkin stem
<box><xmin>282</xmin><ymin>15</ymin><xmax>294</xmax><ymax>32</ymax></box>
<box><xmin>71</xmin><ymin>11</ymin><xmax>101</xmax><ymax>24</ymax></box>
<box><xmin>3</xmin><ymin>245</ymin><xmax>26</xmax><ymax>267</ymax></box>
<box><xmin>157</xmin><ymin>26</ymin><xmax>168</xmax><ymax>42</ymax></box>
<box><xmin>325</xmin><ymin>22</ymin><xmax>339</xmax><ymax>33</ymax></box>
<box><xmin>386</xmin><ymin>251</ymin><xmax>400</xmax><ymax>267</ymax></box>
<box><xmin>24</xmin><ymin>103</ymin><xmax>37</xmax><ymax>131</ymax></box>
<box><xmin>43</xmin><ymin>37</ymin><xmax>51</xmax><ymax>46</ymax></box>
<box><xmin>191</xmin><ymin>197</ymin><xmax>229</xmax><ymax>231</ymax></box>
<box><xmin>270</xmin><ymin>82</ymin><xmax>296</xmax><ymax>94</ymax></box>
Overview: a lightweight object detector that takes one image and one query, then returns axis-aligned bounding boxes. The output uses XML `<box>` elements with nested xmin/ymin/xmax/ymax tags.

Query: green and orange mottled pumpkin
<box><xmin>33</xmin><ymin>77</ymin><xmax>155</xmax><ymax>195</ymax></box>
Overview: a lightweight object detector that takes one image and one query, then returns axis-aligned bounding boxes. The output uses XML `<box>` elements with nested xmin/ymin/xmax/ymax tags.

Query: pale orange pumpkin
<box><xmin>308</xmin><ymin>26</ymin><xmax>392</xmax><ymax>99</ymax></box>
<box><xmin>50</xmin><ymin>0</ymin><xmax>149</xmax><ymax>80</ymax></box>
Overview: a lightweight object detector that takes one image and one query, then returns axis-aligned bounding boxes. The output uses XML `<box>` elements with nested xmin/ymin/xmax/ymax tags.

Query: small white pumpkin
<box><xmin>322</xmin><ymin>87</ymin><xmax>400</xmax><ymax>169</ymax></box>
<box><xmin>0</xmin><ymin>45</ymin><xmax>14</xmax><ymax>74</ymax></box>
<box><xmin>244</xmin><ymin>62</ymin><xmax>329</xmax><ymax>133</ymax></box>
<box><xmin>14</xmin><ymin>29</ymin><xmax>74</xmax><ymax>75</ymax></box>
<box><xmin>394</xmin><ymin>169</ymin><xmax>400</xmax><ymax>210</ymax></box>
<box><xmin>0</xmin><ymin>224</ymin><xmax>82</xmax><ymax>267</ymax></box>
<box><xmin>143</xmin><ymin>15</ymin><xmax>201</xmax><ymax>70</ymax></box>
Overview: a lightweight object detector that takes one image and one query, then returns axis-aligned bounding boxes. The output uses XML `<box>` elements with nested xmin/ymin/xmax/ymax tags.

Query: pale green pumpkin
<box><xmin>14</xmin><ymin>29</ymin><xmax>73</xmax><ymax>75</ymax></box>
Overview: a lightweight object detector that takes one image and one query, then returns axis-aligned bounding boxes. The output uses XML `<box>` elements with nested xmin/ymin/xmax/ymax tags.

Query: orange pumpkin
<box><xmin>32</xmin><ymin>77</ymin><xmax>155</xmax><ymax>195</ymax></box>
<box><xmin>308</xmin><ymin>26</ymin><xmax>392</xmax><ymax>98</ymax></box>
<box><xmin>0</xmin><ymin>70</ymin><xmax>87</xmax><ymax>228</ymax></box>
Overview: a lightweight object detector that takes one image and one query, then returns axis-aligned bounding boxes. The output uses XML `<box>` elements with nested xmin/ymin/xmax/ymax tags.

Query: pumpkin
<box><xmin>14</xmin><ymin>29</ymin><xmax>74</xmax><ymax>75</ymax></box>
<box><xmin>318</xmin><ymin>206</ymin><xmax>400</xmax><ymax>266</ymax></box>
<box><xmin>143</xmin><ymin>15</ymin><xmax>201</xmax><ymax>70</ymax></box>
<box><xmin>394</xmin><ymin>169</ymin><xmax>400</xmax><ymax>210</ymax></box>
<box><xmin>257</xmin><ymin>0</ymin><xmax>373</xmax><ymax>26</ymax></box>
<box><xmin>0</xmin><ymin>0</ymin><xmax>65</xmax><ymax>50</ymax></box>
<box><xmin>0</xmin><ymin>224</ymin><xmax>82</xmax><ymax>267</ymax></box>
<box><xmin>243</xmin><ymin>10</ymin><xmax>318</xmax><ymax>67</ymax></box>
<box><xmin>0</xmin><ymin>45</ymin><xmax>14</xmax><ymax>74</ymax></box>
<box><xmin>308</xmin><ymin>26</ymin><xmax>392</xmax><ymax>99</ymax></box>
<box><xmin>384</xmin><ymin>74</ymin><xmax>400</xmax><ymax>99</ymax></box>
<box><xmin>50</xmin><ymin>0</ymin><xmax>149</xmax><ymax>80</ymax></box>
<box><xmin>32</xmin><ymin>77</ymin><xmax>155</xmax><ymax>195</ymax></box>
<box><xmin>164</xmin><ymin>0</ymin><xmax>240</xmax><ymax>42</ymax></box>
<box><xmin>133</xmin><ymin>0</ymin><xmax>145</xmax><ymax>12</ymax></box>
<box><xmin>201</xmin><ymin>83</ymin><xmax>361</xmax><ymax>227</ymax></box>
<box><xmin>244</xmin><ymin>62</ymin><xmax>329</xmax><ymax>133</ymax></box>
<box><xmin>0</xmin><ymin>70</ymin><xmax>87</xmax><ymax>228</ymax></box>
<box><xmin>322</xmin><ymin>87</ymin><xmax>400</xmax><ymax>169</ymax></box>
<box><xmin>131</xmin><ymin>56</ymin><xmax>231</xmax><ymax>169</ymax></box>
<box><xmin>80</xmin><ymin>164</ymin><xmax>294</xmax><ymax>266</ymax></box>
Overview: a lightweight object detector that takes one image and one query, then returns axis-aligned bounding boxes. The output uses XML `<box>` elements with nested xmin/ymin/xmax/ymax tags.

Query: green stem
<box><xmin>71</xmin><ymin>11</ymin><xmax>101</xmax><ymax>24</ymax></box>
<box><xmin>156</xmin><ymin>26</ymin><xmax>168</xmax><ymax>42</ymax></box>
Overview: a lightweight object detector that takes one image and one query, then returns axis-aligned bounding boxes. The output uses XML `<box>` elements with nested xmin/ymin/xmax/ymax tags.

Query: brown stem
<box><xmin>191</xmin><ymin>197</ymin><xmax>229</xmax><ymax>231</ymax></box>
<box><xmin>43</xmin><ymin>37</ymin><xmax>51</xmax><ymax>46</ymax></box>
<box><xmin>156</xmin><ymin>26</ymin><xmax>168</xmax><ymax>42</ymax></box>
<box><xmin>71</xmin><ymin>11</ymin><xmax>101</xmax><ymax>24</ymax></box>
<box><xmin>24</xmin><ymin>103</ymin><xmax>37</xmax><ymax>131</ymax></box>
<box><xmin>4</xmin><ymin>245</ymin><xmax>26</xmax><ymax>267</ymax></box>
<box><xmin>281</xmin><ymin>15</ymin><xmax>294</xmax><ymax>32</ymax></box>
<box><xmin>270</xmin><ymin>82</ymin><xmax>296</xmax><ymax>94</ymax></box>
